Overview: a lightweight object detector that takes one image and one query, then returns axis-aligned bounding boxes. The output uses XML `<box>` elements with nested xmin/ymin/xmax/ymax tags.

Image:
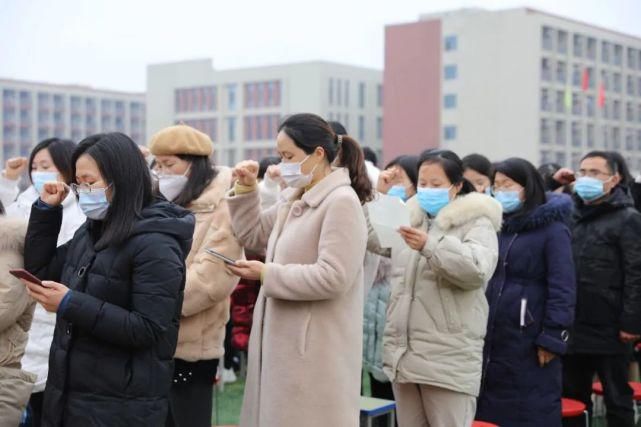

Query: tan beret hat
<box><xmin>148</xmin><ymin>124</ymin><xmax>213</xmax><ymax>157</ymax></box>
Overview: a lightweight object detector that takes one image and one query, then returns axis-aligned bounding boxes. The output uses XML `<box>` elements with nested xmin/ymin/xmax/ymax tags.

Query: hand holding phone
<box><xmin>205</xmin><ymin>249</ymin><xmax>238</xmax><ymax>266</ymax></box>
<box><xmin>10</xmin><ymin>269</ymin><xmax>44</xmax><ymax>286</ymax></box>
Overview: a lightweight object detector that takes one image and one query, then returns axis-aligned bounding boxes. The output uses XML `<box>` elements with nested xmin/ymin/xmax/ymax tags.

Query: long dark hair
<box><xmin>494</xmin><ymin>158</ymin><xmax>547</xmax><ymax>215</ymax></box>
<box><xmin>462</xmin><ymin>154</ymin><xmax>494</xmax><ymax>180</ymax></box>
<box><xmin>279</xmin><ymin>113</ymin><xmax>373</xmax><ymax>203</ymax></box>
<box><xmin>172</xmin><ymin>155</ymin><xmax>217</xmax><ymax>207</ymax></box>
<box><xmin>607</xmin><ymin>151</ymin><xmax>633</xmax><ymax>186</ymax></box>
<box><xmin>72</xmin><ymin>133</ymin><xmax>153</xmax><ymax>249</ymax></box>
<box><xmin>417</xmin><ymin>149</ymin><xmax>475</xmax><ymax>195</ymax></box>
<box><xmin>385</xmin><ymin>155</ymin><xmax>419</xmax><ymax>191</ymax></box>
<box><xmin>29</xmin><ymin>138</ymin><xmax>76</xmax><ymax>184</ymax></box>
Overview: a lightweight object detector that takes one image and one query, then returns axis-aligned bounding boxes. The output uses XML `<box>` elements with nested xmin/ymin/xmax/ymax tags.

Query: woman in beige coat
<box><xmin>382</xmin><ymin>150</ymin><xmax>501</xmax><ymax>427</ymax></box>
<box><xmin>226</xmin><ymin>113</ymin><xmax>372</xmax><ymax>427</ymax></box>
<box><xmin>0</xmin><ymin>216</ymin><xmax>37</xmax><ymax>426</ymax></box>
<box><xmin>149</xmin><ymin>125</ymin><xmax>243</xmax><ymax>427</ymax></box>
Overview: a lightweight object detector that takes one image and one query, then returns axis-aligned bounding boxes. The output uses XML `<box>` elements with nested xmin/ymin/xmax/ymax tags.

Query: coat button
<box><xmin>291</xmin><ymin>204</ymin><xmax>303</xmax><ymax>217</ymax></box>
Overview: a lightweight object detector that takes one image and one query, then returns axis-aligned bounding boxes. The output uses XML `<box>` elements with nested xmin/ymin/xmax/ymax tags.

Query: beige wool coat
<box><xmin>227</xmin><ymin>168</ymin><xmax>367</xmax><ymax>427</ymax></box>
<box><xmin>379</xmin><ymin>192</ymin><xmax>502</xmax><ymax>397</ymax></box>
<box><xmin>0</xmin><ymin>218</ymin><xmax>37</xmax><ymax>427</ymax></box>
<box><xmin>175</xmin><ymin>166</ymin><xmax>243</xmax><ymax>361</ymax></box>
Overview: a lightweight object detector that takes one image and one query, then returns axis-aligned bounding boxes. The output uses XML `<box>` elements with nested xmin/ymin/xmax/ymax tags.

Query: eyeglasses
<box><xmin>575</xmin><ymin>170</ymin><xmax>612</xmax><ymax>179</ymax></box>
<box><xmin>491</xmin><ymin>185</ymin><xmax>522</xmax><ymax>193</ymax></box>
<box><xmin>70</xmin><ymin>183</ymin><xmax>111</xmax><ymax>195</ymax></box>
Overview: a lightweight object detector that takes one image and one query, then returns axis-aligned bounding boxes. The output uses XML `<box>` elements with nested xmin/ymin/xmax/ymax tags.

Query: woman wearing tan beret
<box><xmin>148</xmin><ymin>124</ymin><xmax>243</xmax><ymax>427</ymax></box>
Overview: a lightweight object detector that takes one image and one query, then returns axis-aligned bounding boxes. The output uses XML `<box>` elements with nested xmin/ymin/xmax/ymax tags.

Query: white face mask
<box><xmin>157</xmin><ymin>166</ymin><xmax>190</xmax><ymax>201</ymax></box>
<box><xmin>279</xmin><ymin>155</ymin><xmax>318</xmax><ymax>188</ymax></box>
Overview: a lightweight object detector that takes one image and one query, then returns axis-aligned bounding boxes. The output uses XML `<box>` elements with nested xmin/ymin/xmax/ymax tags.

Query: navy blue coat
<box><xmin>476</xmin><ymin>193</ymin><xmax>576</xmax><ymax>427</ymax></box>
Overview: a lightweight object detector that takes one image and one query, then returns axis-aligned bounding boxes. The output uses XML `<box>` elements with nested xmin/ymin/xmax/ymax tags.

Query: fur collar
<box><xmin>502</xmin><ymin>192</ymin><xmax>574</xmax><ymax>233</ymax></box>
<box><xmin>188</xmin><ymin>166</ymin><xmax>233</xmax><ymax>213</ymax></box>
<box><xmin>0</xmin><ymin>217</ymin><xmax>28</xmax><ymax>252</ymax></box>
<box><xmin>409</xmin><ymin>192</ymin><xmax>503</xmax><ymax>231</ymax></box>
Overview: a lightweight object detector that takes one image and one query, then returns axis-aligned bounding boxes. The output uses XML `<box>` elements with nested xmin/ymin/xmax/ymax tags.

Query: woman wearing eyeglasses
<box><xmin>476</xmin><ymin>158</ymin><xmax>576</xmax><ymax>427</ymax></box>
<box><xmin>18</xmin><ymin>133</ymin><xmax>195</xmax><ymax>427</ymax></box>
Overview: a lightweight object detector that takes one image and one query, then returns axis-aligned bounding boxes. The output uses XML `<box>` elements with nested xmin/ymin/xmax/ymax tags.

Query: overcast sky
<box><xmin>1</xmin><ymin>0</ymin><xmax>640</xmax><ymax>92</ymax></box>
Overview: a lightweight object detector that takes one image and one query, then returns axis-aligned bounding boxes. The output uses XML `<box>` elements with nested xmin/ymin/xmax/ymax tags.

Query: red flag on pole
<box><xmin>598</xmin><ymin>82</ymin><xmax>606</xmax><ymax>107</ymax></box>
<box><xmin>581</xmin><ymin>69</ymin><xmax>590</xmax><ymax>91</ymax></box>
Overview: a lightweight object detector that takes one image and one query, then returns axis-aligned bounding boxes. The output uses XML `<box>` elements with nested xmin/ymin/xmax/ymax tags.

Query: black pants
<box><xmin>166</xmin><ymin>358</ymin><xmax>219</xmax><ymax>427</ymax></box>
<box><xmin>369</xmin><ymin>373</ymin><xmax>397</xmax><ymax>427</ymax></box>
<box><xmin>562</xmin><ymin>353</ymin><xmax>634</xmax><ymax>427</ymax></box>
<box><xmin>26</xmin><ymin>391</ymin><xmax>44</xmax><ymax>427</ymax></box>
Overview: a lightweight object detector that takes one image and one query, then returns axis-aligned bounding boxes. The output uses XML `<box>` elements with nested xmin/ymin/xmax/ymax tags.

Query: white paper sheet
<box><xmin>367</xmin><ymin>193</ymin><xmax>411</xmax><ymax>249</ymax></box>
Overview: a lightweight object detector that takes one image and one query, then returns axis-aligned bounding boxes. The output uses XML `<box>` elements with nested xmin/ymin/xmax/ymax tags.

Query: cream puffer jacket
<box><xmin>380</xmin><ymin>192</ymin><xmax>502</xmax><ymax>397</ymax></box>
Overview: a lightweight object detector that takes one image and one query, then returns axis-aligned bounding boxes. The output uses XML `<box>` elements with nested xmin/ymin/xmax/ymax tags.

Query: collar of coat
<box><xmin>408</xmin><ymin>191</ymin><xmax>503</xmax><ymax>232</ymax></box>
<box><xmin>502</xmin><ymin>192</ymin><xmax>574</xmax><ymax>234</ymax></box>
<box><xmin>574</xmin><ymin>186</ymin><xmax>634</xmax><ymax>223</ymax></box>
<box><xmin>0</xmin><ymin>217</ymin><xmax>27</xmax><ymax>252</ymax></box>
<box><xmin>291</xmin><ymin>168</ymin><xmax>352</xmax><ymax>208</ymax></box>
<box><xmin>188</xmin><ymin>166</ymin><xmax>233</xmax><ymax>213</ymax></box>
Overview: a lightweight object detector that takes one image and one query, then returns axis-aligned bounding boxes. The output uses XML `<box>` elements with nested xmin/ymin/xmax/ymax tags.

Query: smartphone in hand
<box><xmin>205</xmin><ymin>249</ymin><xmax>238</xmax><ymax>266</ymax></box>
<box><xmin>10</xmin><ymin>269</ymin><xmax>44</xmax><ymax>287</ymax></box>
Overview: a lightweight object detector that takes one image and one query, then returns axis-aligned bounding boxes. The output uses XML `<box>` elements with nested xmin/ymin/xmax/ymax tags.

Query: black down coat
<box><xmin>569</xmin><ymin>187</ymin><xmax>641</xmax><ymax>355</ymax></box>
<box><xmin>24</xmin><ymin>199</ymin><xmax>195</xmax><ymax>427</ymax></box>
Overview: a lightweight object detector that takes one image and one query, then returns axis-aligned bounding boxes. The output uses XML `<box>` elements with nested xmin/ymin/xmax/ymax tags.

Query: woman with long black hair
<box><xmin>19</xmin><ymin>133</ymin><xmax>194</xmax><ymax>426</ymax></box>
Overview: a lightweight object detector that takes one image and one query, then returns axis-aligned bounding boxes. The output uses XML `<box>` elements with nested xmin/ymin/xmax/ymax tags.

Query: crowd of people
<box><xmin>0</xmin><ymin>112</ymin><xmax>640</xmax><ymax>427</ymax></box>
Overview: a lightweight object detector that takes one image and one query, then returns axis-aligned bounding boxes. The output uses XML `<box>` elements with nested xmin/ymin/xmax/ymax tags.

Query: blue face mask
<box><xmin>387</xmin><ymin>185</ymin><xmax>408</xmax><ymax>201</ymax></box>
<box><xmin>494</xmin><ymin>191</ymin><xmax>523</xmax><ymax>214</ymax></box>
<box><xmin>32</xmin><ymin>171</ymin><xmax>58</xmax><ymax>195</ymax></box>
<box><xmin>417</xmin><ymin>187</ymin><xmax>451</xmax><ymax>217</ymax></box>
<box><xmin>574</xmin><ymin>176</ymin><xmax>606</xmax><ymax>202</ymax></box>
<box><xmin>78</xmin><ymin>188</ymin><xmax>110</xmax><ymax>220</ymax></box>
<box><xmin>484</xmin><ymin>186</ymin><xmax>492</xmax><ymax>196</ymax></box>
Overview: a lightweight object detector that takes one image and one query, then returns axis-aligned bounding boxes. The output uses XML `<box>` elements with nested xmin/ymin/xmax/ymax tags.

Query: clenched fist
<box><xmin>41</xmin><ymin>181</ymin><xmax>69</xmax><ymax>207</ymax></box>
<box><xmin>233</xmin><ymin>160</ymin><xmax>260</xmax><ymax>187</ymax></box>
<box><xmin>3</xmin><ymin>157</ymin><xmax>28</xmax><ymax>181</ymax></box>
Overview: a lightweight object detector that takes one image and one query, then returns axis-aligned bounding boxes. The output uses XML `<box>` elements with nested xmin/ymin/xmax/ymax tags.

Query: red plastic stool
<box><xmin>472</xmin><ymin>421</ymin><xmax>498</xmax><ymax>427</ymax></box>
<box><xmin>562</xmin><ymin>398</ymin><xmax>589</xmax><ymax>427</ymax></box>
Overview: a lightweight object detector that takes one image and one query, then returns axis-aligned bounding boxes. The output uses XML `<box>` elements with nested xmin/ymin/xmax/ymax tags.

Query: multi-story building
<box><xmin>384</xmin><ymin>7</ymin><xmax>641</xmax><ymax>172</ymax></box>
<box><xmin>0</xmin><ymin>78</ymin><xmax>146</xmax><ymax>163</ymax></box>
<box><xmin>146</xmin><ymin>59</ymin><xmax>383</xmax><ymax>166</ymax></box>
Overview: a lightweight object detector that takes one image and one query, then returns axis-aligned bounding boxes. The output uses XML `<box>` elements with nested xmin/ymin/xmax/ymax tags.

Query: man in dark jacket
<box><xmin>563</xmin><ymin>151</ymin><xmax>641</xmax><ymax>427</ymax></box>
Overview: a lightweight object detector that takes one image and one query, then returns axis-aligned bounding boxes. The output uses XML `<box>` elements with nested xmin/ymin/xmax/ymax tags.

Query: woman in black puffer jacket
<box><xmin>21</xmin><ymin>133</ymin><xmax>195</xmax><ymax>427</ymax></box>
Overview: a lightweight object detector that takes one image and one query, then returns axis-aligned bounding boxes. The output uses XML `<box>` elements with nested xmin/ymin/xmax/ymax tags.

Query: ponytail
<box><xmin>336</xmin><ymin>135</ymin><xmax>373</xmax><ymax>204</ymax></box>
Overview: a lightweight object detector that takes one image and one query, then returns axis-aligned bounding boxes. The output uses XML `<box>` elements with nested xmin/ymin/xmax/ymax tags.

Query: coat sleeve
<box><xmin>182</xmin><ymin>200</ymin><xmax>243</xmax><ymax>317</ymax></box>
<box><xmin>421</xmin><ymin>217</ymin><xmax>499</xmax><ymax>291</ymax></box>
<box><xmin>227</xmin><ymin>187</ymin><xmax>279</xmax><ymax>253</ymax></box>
<box><xmin>535</xmin><ymin>222</ymin><xmax>576</xmax><ymax>355</ymax></box>
<box><xmin>262</xmin><ymin>194</ymin><xmax>367</xmax><ymax>301</ymax></box>
<box><xmin>24</xmin><ymin>204</ymin><xmax>70</xmax><ymax>282</ymax></box>
<box><xmin>618</xmin><ymin>210</ymin><xmax>641</xmax><ymax>335</ymax></box>
<box><xmin>0</xmin><ymin>277</ymin><xmax>32</xmax><ymax>334</ymax></box>
<box><xmin>0</xmin><ymin>176</ymin><xmax>19</xmax><ymax>208</ymax></box>
<box><xmin>60</xmin><ymin>232</ymin><xmax>187</xmax><ymax>349</ymax></box>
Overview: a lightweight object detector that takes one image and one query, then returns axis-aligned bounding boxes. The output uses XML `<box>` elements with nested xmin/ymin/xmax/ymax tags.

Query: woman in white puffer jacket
<box><xmin>0</xmin><ymin>137</ymin><xmax>85</xmax><ymax>425</ymax></box>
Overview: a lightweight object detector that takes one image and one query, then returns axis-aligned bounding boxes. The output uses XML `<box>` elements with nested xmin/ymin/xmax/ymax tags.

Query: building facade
<box><xmin>384</xmin><ymin>7</ymin><xmax>641</xmax><ymax>172</ymax></box>
<box><xmin>0</xmin><ymin>78</ymin><xmax>146</xmax><ymax>163</ymax></box>
<box><xmin>146</xmin><ymin>59</ymin><xmax>383</xmax><ymax>166</ymax></box>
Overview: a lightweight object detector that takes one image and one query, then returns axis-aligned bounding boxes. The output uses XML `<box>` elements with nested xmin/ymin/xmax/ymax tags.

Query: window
<box><xmin>627</xmin><ymin>102</ymin><xmax>635</xmax><ymax>122</ymax></box>
<box><xmin>337</xmin><ymin>79</ymin><xmax>342</xmax><ymax>106</ymax></box>
<box><xmin>586</xmin><ymin>95</ymin><xmax>595</xmax><ymax>117</ymax></box>
<box><xmin>556</xmin><ymin>90</ymin><xmax>566</xmax><ymax>113</ymax></box>
<box><xmin>376</xmin><ymin>117</ymin><xmax>383</xmax><ymax>139</ymax></box>
<box><xmin>613</xmin><ymin>44</ymin><xmax>623</xmax><ymax>66</ymax></box>
<box><xmin>542</xmin><ymin>27</ymin><xmax>554</xmax><ymax>51</ymax></box>
<box><xmin>586</xmin><ymin>37</ymin><xmax>597</xmax><ymax>60</ymax></box>
<box><xmin>541</xmin><ymin>59</ymin><xmax>552</xmax><ymax>82</ymax></box>
<box><xmin>572</xmin><ymin>64</ymin><xmax>581</xmax><ymax>87</ymax></box>
<box><xmin>602</xmin><ymin>41</ymin><xmax>611</xmax><ymax>64</ymax></box>
<box><xmin>557</xmin><ymin>31</ymin><xmax>568</xmax><ymax>54</ymax></box>
<box><xmin>358</xmin><ymin>116</ymin><xmax>365</xmax><ymax>141</ymax></box>
<box><xmin>556</xmin><ymin>61</ymin><xmax>567</xmax><ymax>84</ymax></box>
<box><xmin>444</xmin><ymin>65</ymin><xmax>457</xmax><ymax>80</ymax></box>
<box><xmin>613</xmin><ymin>127</ymin><xmax>621</xmax><ymax>149</ymax></box>
<box><xmin>444</xmin><ymin>94</ymin><xmax>457</xmax><ymax>109</ymax></box>
<box><xmin>626</xmin><ymin>128</ymin><xmax>635</xmax><ymax>150</ymax></box>
<box><xmin>358</xmin><ymin>82</ymin><xmax>366</xmax><ymax>109</ymax></box>
<box><xmin>628</xmin><ymin>47</ymin><xmax>638</xmax><ymax>69</ymax></box>
<box><xmin>556</xmin><ymin>152</ymin><xmax>567</xmax><ymax>166</ymax></box>
<box><xmin>541</xmin><ymin>119</ymin><xmax>551</xmax><ymax>144</ymax></box>
<box><xmin>540</xmin><ymin>150</ymin><xmax>553</xmax><ymax>165</ymax></box>
<box><xmin>376</xmin><ymin>84</ymin><xmax>383</xmax><ymax>107</ymax></box>
<box><xmin>443</xmin><ymin>125</ymin><xmax>457</xmax><ymax>140</ymax></box>
<box><xmin>344</xmin><ymin>80</ymin><xmax>350</xmax><ymax>107</ymax></box>
<box><xmin>613</xmin><ymin>73</ymin><xmax>622</xmax><ymax>93</ymax></box>
<box><xmin>541</xmin><ymin>89</ymin><xmax>550</xmax><ymax>112</ymax></box>
<box><xmin>227</xmin><ymin>84</ymin><xmax>237</xmax><ymax>111</ymax></box>
<box><xmin>572</xmin><ymin>93</ymin><xmax>582</xmax><ymax>116</ymax></box>
<box><xmin>601</xmin><ymin>70</ymin><xmax>610</xmax><ymax>90</ymax></box>
<box><xmin>637</xmin><ymin>130</ymin><xmax>641</xmax><ymax>151</ymax></box>
<box><xmin>571</xmin><ymin>122</ymin><xmax>582</xmax><ymax>147</ymax></box>
<box><xmin>444</xmin><ymin>35</ymin><xmax>458</xmax><ymax>51</ymax></box>
<box><xmin>329</xmin><ymin>78</ymin><xmax>334</xmax><ymax>105</ymax></box>
<box><xmin>573</xmin><ymin>34</ymin><xmax>584</xmax><ymax>57</ymax></box>
<box><xmin>587</xmin><ymin>124</ymin><xmax>595</xmax><ymax>147</ymax></box>
<box><xmin>627</xmin><ymin>76</ymin><xmax>635</xmax><ymax>96</ymax></box>
<box><xmin>227</xmin><ymin>117</ymin><xmax>236</xmax><ymax>142</ymax></box>
<box><xmin>638</xmin><ymin>104</ymin><xmax>641</xmax><ymax>123</ymax></box>
<box><xmin>555</xmin><ymin>120</ymin><xmax>566</xmax><ymax>146</ymax></box>
<box><xmin>613</xmin><ymin>100</ymin><xmax>621</xmax><ymax>120</ymax></box>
